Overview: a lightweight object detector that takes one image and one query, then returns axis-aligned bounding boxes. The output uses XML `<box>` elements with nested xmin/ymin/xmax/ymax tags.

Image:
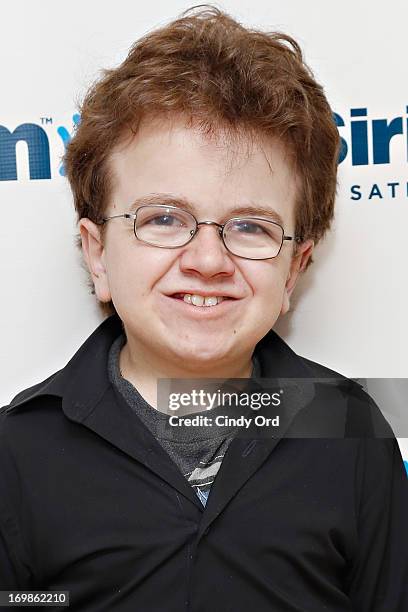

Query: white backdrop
<box><xmin>1</xmin><ymin>1</ymin><xmax>407</xmax><ymax>460</ymax></box>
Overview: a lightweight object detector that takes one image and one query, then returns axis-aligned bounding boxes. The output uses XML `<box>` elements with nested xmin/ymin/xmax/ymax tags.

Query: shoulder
<box><xmin>298</xmin><ymin>355</ymin><xmax>348</xmax><ymax>379</ymax></box>
<box><xmin>0</xmin><ymin>374</ymin><xmax>67</xmax><ymax>496</ymax></box>
<box><xmin>0</xmin><ymin>370</ymin><xmax>64</xmax><ymax>433</ymax></box>
<box><xmin>294</xmin><ymin>354</ymin><xmax>396</xmax><ymax>439</ymax></box>
<box><xmin>6</xmin><ymin>370</ymin><xmax>61</xmax><ymax>408</ymax></box>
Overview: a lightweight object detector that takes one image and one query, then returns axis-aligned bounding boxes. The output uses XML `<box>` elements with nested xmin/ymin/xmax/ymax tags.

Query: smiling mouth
<box><xmin>170</xmin><ymin>293</ymin><xmax>235</xmax><ymax>307</ymax></box>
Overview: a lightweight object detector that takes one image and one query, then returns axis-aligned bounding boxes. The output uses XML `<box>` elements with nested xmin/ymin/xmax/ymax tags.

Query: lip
<box><xmin>161</xmin><ymin>294</ymin><xmax>240</xmax><ymax>317</ymax></box>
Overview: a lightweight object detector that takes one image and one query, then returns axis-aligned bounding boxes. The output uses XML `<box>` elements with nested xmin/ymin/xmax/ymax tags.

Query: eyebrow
<box><xmin>127</xmin><ymin>193</ymin><xmax>285</xmax><ymax>226</ymax></box>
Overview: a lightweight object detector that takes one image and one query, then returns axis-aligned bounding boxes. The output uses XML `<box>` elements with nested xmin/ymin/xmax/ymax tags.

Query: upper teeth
<box><xmin>182</xmin><ymin>294</ymin><xmax>225</xmax><ymax>307</ymax></box>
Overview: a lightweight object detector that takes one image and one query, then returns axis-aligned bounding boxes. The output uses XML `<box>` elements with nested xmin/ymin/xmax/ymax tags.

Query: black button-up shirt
<box><xmin>0</xmin><ymin>315</ymin><xmax>407</xmax><ymax>611</ymax></box>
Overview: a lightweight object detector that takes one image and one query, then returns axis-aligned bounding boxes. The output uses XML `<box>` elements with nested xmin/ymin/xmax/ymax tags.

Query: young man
<box><xmin>1</xmin><ymin>6</ymin><xmax>406</xmax><ymax>611</ymax></box>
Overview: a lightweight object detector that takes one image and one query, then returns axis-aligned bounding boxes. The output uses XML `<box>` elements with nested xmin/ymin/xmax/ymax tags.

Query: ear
<box><xmin>78</xmin><ymin>218</ymin><xmax>112</xmax><ymax>303</ymax></box>
<box><xmin>280</xmin><ymin>239</ymin><xmax>314</xmax><ymax>316</ymax></box>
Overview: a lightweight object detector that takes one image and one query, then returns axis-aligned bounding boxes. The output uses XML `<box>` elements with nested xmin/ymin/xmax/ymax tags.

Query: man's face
<box><xmin>80</xmin><ymin>119</ymin><xmax>313</xmax><ymax>372</ymax></box>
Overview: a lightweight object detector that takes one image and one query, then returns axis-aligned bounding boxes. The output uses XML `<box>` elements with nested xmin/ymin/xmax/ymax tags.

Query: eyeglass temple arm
<box><xmin>284</xmin><ymin>236</ymin><xmax>303</xmax><ymax>243</ymax></box>
<box><xmin>100</xmin><ymin>213</ymin><xmax>136</xmax><ymax>224</ymax></box>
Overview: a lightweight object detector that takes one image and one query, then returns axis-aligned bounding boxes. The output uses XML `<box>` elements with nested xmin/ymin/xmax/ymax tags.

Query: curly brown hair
<box><xmin>64</xmin><ymin>5</ymin><xmax>340</xmax><ymax>317</ymax></box>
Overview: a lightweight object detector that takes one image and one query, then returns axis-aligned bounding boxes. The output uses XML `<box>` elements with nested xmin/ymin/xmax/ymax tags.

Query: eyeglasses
<box><xmin>101</xmin><ymin>204</ymin><xmax>302</xmax><ymax>260</ymax></box>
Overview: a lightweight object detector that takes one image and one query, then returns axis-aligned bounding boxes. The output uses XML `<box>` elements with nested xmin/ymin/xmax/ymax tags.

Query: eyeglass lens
<box><xmin>134</xmin><ymin>205</ymin><xmax>283</xmax><ymax>259</ymax></box>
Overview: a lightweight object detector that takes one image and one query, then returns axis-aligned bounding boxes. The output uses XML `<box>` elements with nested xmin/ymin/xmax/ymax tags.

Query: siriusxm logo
<box><xmin>334</xmin><ymin>107</ymin><xmax>408</xmax><ymax>166</ymax></box>
<box><xmin>0</xmin><ymin>108</ymin><xmax>407</xmax><ymax>195</ymax></box>
<box><xmin>333</xmin><ymin>106</ymin><xmax>408</xmax><ymax>201</ymax></box>
<box><xmin>0</xmin><ymin>114</ymin><xmax>80</xmax><ymax>181</ymax></box>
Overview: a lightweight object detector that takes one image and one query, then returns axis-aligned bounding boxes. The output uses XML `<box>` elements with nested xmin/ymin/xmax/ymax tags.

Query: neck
<box><xmin>118</xmin><ymin>338</ymin><xmax>253</xmax><ymax>412</ymax></box>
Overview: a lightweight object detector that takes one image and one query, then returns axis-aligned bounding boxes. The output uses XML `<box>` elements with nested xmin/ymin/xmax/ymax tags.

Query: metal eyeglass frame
<box><xmin>101</xmin><ymin>204</ymin><xmax>303</xmax><ymax>260</ymax></box>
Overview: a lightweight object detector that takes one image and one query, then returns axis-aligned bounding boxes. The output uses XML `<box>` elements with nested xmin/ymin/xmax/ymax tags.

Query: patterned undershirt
<box><xmin>108</xmin><ymin>334</ymin><xmax>261</xmax><ymax>507</ymax></box>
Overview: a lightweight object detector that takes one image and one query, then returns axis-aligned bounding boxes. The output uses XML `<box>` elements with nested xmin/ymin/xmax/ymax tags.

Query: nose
<box><xmin>178</xmin><ymin>222</ymin><xmax>235</xmax><ymax>278</ymax></box>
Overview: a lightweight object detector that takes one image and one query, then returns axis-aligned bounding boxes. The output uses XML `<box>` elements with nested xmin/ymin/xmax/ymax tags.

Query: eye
<box><xmin>232</xmin><ymin>221</ymin><xmax>266</xmax><ymax>234</ymax></box>
<box><xmin>145</xmin><ymin>214</ymin><xmax>184</xmax><ymax>227</ymax></box>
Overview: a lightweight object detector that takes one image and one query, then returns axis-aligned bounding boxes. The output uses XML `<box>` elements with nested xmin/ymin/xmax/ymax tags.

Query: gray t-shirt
<box><xmin>108</xmin><ymin>334</ymin><xmax>261</xmax><ymax>507</ymax></box>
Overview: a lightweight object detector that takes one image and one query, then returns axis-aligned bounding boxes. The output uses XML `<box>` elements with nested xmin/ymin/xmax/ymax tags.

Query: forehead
<box><xmin>108</xmin><ymin>118</ymin><xmax>299</xmax><ymax>226</ymax></box>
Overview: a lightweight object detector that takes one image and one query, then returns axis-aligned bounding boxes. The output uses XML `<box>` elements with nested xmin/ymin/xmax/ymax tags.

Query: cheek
<box><xmin>247</xmin><ymin>261</ymin><xmax>288</xmax><ymax>299</ymax></box>
<box><xmin>105</xmin><ymin>243</ymin><xmax>142</xmax><ymax>301</ymax></box>
<box><xmin>247</xmin><ymin>263</ymin><xmax>289</xmax><ymax>327</ymax></box>
<box><xmin>105</xmin><ymin>244</ymin><xmax>173</xmax><ymax>302</ymax></box>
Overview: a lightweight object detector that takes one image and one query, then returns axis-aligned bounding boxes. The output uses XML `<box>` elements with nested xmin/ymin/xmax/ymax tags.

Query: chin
<box><xmin>170</xmin><ymin>340</ymin><xmax>231</xmax><ymax>365</ymax></box>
